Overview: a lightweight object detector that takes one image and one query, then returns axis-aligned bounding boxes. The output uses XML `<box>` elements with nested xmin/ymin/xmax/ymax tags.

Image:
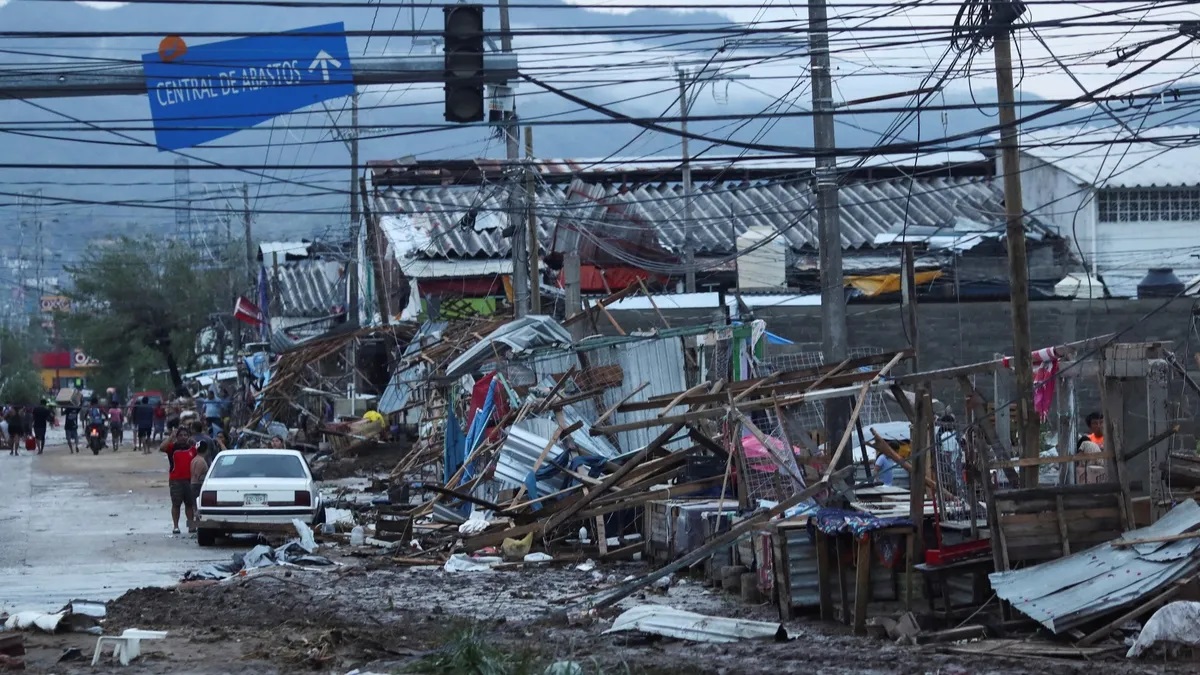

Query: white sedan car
<box><xmin>196</xmin><ymin>449</ymin><xmax>323</xmax><ymax>547</ymax></box>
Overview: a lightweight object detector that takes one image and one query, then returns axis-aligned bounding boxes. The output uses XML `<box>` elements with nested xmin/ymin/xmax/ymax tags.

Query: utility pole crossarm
<box><xmin>0</xmin><ymin>54</ymin><xmax>519</xmax><ymax>100</ymax></box>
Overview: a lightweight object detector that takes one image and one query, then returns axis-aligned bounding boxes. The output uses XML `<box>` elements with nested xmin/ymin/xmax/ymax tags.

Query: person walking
<box><xmin>62</xmin><ymin>403</ymin><xmax>80</xmax><ymax>454</ymax></box>
<box><xmin>190</xmin><ymin>450</ymin><xmax>209</xmax><ymax>518</ymax></box>
<box><xmin>132</xmin><ymin>396</ymin><xmax>155</xmax><ymax>453</ymax></box>
<box><xmin>31</xmin><ymin>399</ymin><xmax>53</xmax><ymax>455</ymax></box>
<box><xmin>152</xmin><ymin>401</ymin><xmax>166</xmax><ymax>442</ymax></box>
<box><xmin>108</xmin><ymin>403</ymin><xmax>125</xmax><ymax>451</ymax></box>
<box><xmin>160</xmin><ymin>428</ymin><xmax>197</xmax><ymax>535</ymax></box>
<box><xmin>4</xmin><ymin>405</ymin><xmax>17</xmax><ymax>455</ymax></box>
<box><xmin>8</xmin><ymin>405</ymin><xmax>25</xmax><ymax>455</ymax></box>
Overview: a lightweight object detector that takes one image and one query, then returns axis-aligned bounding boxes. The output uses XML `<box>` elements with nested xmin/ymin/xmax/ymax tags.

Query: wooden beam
<box><xmin>592</xmin><ymin>382</ymin><xmax>650</xmax><ymax>427</ymax></box>
<box><xmin>1111</xmin><ymin>530</ymin><xmax>1200</xmax><ymax>548</ymax></box>
<box><xmin>562</xmin><ymin>283</ymin><xmax>640</xmax><ymax>327</ymax></box>
<box><xmin>893</xmin><ymin>334</ymin><xmax>1116</xmax><ymax>386</ymax></box>
<box><xmin>658</xmin><ymin>382</ymin><xmax>709</xmax><ymax>417</ymax></box>
<box><xmin>1076</xmin><ymin>577</ymin><xmax>1193</xmax><ymax>646</ymax></box>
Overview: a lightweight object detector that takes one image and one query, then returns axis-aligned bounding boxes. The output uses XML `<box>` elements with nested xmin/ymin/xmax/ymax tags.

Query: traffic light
<box><xmin>443</xmin><ymin>4</ymin><xmax>485</xmax><ymax>123</ymax></box>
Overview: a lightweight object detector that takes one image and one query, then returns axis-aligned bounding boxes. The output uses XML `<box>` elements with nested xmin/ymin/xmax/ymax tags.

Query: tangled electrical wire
<box><xmin>951</xmin><ymin>0</ymin><xmax>1027</xmax><ymax>54</ymax></box>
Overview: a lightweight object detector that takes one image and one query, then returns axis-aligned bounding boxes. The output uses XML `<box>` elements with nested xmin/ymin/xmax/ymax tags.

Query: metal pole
<box><xmin>241</xmin><ymin>182</ymin><xmax>253</xmax><ymax>348</ymax></box>
<box><xmin>994</xmin><ymin>30</ymin><xmax>1039</xmax><ymax>486</ymax></box>
<box><xmin>0</xmin><ymin>54</ymin><xmax>519</xmax><ymax>99</ymax></box>
<box><xmin>808</xmin><ymin>0</ymin><xmax>850</xmax><ymax>471</ymax></box>
<box><xmin>525</xmin><ymin>125</ymin><xmax>540</xmax><ymax>314</ymax></box>
<box><xmin>678</xmin><ymin>70</ymin><xmax>696</xmax><ymax>293</ymax></box>
<box><xmin>499</xmin><ymin>0</ymin><xmax>528</xmax><ymax>317</ymax></box>
<box><xmin>349</xmin><ymin>92</ymin><xmax>360</xmax><ymax>265</ymax></box>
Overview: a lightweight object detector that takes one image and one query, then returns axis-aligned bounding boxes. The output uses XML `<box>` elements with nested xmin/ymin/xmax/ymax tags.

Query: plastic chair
<box><xmin>91</xmin><ymin>629</ymin><xmax>168</xmax><ymax>666</ymax></box>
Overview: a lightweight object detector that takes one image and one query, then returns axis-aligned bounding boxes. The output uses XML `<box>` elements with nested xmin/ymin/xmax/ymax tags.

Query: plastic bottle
<box><xmin>350</xmin><ymin>525</ymin><xmax>365</xmax><ymax>546</ymax></box>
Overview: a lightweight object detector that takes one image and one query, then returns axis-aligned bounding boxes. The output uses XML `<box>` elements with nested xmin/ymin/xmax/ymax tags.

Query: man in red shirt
<box><xmin>160</xmin><ymin>428</ymin><xmax>198</xmax><ymax>535</ymax></box>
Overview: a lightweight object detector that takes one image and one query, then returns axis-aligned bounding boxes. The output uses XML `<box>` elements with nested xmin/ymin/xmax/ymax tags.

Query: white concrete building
<box><xmin>1013</xmin><ymin>125</ymin><xmax>1200</xmax><ymax>297</ymax></box>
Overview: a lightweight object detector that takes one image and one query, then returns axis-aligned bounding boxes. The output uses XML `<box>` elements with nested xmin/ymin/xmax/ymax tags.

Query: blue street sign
<box><xmin>143</xmin><ymin>23</ymin><xmax>354</xmax><ymax>151</ymax></box>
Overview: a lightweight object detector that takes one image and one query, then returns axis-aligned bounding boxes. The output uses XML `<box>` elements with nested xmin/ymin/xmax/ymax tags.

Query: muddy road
<box><xmin>0</xmin><ymin>438</ymin><xmax>224</xmax><ymax>611</ymax></box>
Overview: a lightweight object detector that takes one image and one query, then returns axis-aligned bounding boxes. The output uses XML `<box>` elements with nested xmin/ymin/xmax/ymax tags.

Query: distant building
<box><xmin>258</xmin><ymin>241</ymin><xmax>350</xmax><ymax>342</ymax></box>
<box><xmin>367</xmin><ymin>151</ymin><xmax>1068</xmax><ymax>315</ymax></box>
<box><xmin>1014</xmin><ymin>125</ymin><xmax>1200</xmax><ymax>297</ymax></box>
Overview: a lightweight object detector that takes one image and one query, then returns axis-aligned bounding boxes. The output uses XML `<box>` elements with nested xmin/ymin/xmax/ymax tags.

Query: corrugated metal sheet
<box><xmin>270</xmin><ymin>259</ymin><xmax>346</xmax><ymax>317</ymax></box>
<box><xmin>605</xmin><ymin>605</ymin><xmax>789</xmax><ymax>643</ymax></box>
<box><xmin>495</xmin><ymin>418</ymin><xmax>571</xmax><ymax>496</ymax></box>
<box><xmin>589</xmin><ymin>337</ymin><xmax>689</xmax><ymax>453</ymax></box>
<box><xmin>778</xmin><ymin>524</ymin><xmax>821</xmax><ymax>608</ymax></box>
<box><xmin>990</xmin><ymin>500</ymin><xmax>1200</xmax><ymax>633</ymax></box>
<box><xmin>446</xmin><ymin>316</ymin><xmax>573</xmax><ymax>379</ymax></box>
<box><xmin>379</xmin><ymin>321</ymin><xmax>448</xmax><ymax>415</ymax></box>
<box><xmin>374</xmin><ymin>175</ymin><xmax>1019</xmax><ymax>260</ymax></box>
<box><xmin>1020</xmin><ymin>125</ymin><xmax>1200</xmax><ymax>188</ymax></box>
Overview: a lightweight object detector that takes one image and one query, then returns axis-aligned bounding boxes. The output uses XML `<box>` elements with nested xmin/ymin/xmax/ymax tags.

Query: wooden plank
<box><xmin>576</xmin><ymin>364</ymin><xmax>898</xmax><ymax>614</ymax></box>
<box><xmin>592</xmin><ymin>382</ymin><xmax>649</xmax><ymax>427</ymax></box>
<box><xmin>657</xmin><ymin>382</ymin><xmax>709</xmax><ymax>417</ymax></box>
<box><xmin>562</xmin><ymin>283</ymin><xmax>639</xmax><ymax>327</ymax></box>
<box><xmin>545</xmin><ymin>383</ymin><xmax>724</xmax><ymax>533</ymax></box>
<box><xmin>853</xmin><ymin>534</ymin><xmax>872</xmax><ymax>636</ymax></box>
<box><xmin>1055</xmin><ymin>495</ymin><xmax>1071</xmax><ymax>556</ymax></box>
<box><xmin>1112</xmin><ymin>530</ymin><xmax>1200</xmax><ymax>548</ymax></box>
<box><xmin>1001</xmin><ymin>508</ymin><xmax>1120</xmax><ymax>525</ymax></box>
<box><xmin>619</xmin><ymin>351</ymin><xmax>911</xmax><ymax>413</ymax></box>
<box><xmin>1077</xmin><ymin>577</ymin><xmax>1193</xmax><ymax>646</ymax></box>
<box><xmin>994</xmin><ymin>452</ymin><xmax>1115</xmax><ymax>469</ymax></box>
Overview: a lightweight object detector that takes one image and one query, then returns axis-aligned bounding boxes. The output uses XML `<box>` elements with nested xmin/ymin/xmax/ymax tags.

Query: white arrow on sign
<box><xmin>308</xmin><ymin>50</ymin><xmax>342</xmax><ymax>82</ymax></box>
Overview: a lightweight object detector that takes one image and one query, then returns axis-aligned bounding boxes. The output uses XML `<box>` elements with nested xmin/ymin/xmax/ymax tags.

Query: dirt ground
<box><xmin>12</xmin><ymin>555</ymin><xmax>1200</xmax><ymax>675</ymax></box>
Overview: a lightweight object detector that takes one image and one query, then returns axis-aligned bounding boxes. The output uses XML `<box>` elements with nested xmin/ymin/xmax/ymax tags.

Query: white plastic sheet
<box><xmin>4</xmin><ymin>610</ymin><xmax>66</xmax><ymax>633</ymax></box>
<box><xmin>458</xmin><ymin>519</ymin><xmax>491</xmax><ymax>536</ymax></box>
<box><xmin>1127</xmin><ymin>601</ymin><xmax>1200</xmax><ymax>657</ymax></box>
<box><xmin>443</xmin><ymin>553</ymin><xmax>502</xmax><ymax>573</ymax></box>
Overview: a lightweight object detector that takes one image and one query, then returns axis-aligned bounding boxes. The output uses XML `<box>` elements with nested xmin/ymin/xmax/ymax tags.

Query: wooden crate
<box><xmin>993</xmin><ymin>483</ymin><xmax>1128</xmax><ymax>568</ymax></box>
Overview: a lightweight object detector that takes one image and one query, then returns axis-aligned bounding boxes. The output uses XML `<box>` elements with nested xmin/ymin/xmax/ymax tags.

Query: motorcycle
<box><xmin>86</xmin><ymin>422</ymin><xmax>107</xmax><ymax>455</ymax></box>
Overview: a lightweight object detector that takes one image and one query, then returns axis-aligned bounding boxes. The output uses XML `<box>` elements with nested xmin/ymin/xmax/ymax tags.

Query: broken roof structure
<box><xmin>990</xmin><ymin>500</ymin><xmax>1200</xmax><ymax>634</ymax></box>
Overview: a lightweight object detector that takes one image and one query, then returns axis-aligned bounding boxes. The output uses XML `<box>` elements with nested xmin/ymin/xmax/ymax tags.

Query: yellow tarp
<box><xmin>846</xmin><ymin>270</ymin><xmax>943</xmax><ymax>297</ymax></box>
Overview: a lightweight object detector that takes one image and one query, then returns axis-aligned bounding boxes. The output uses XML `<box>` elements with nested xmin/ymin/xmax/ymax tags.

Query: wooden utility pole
<box><xmin>525</xmin><ymin>126</ymin><xmax>540</xmax><ymax>313</ymax></box>
<box><xmin>993</xmin><ymin>26</ymin><xmax>1040</xmax><ymax>487</ymax></box>
<box><xmin>901</xmin><ymin>243</ymin><xmax>919</xmax><ymax>372</ymax></box>
<box><xmin>360</xmin><ymin>176</ymin><xmax>390</xmax><ymax>324</ymax></box>
<box><xmin>808</xmin><ymin>0</ymin><xmax>851</xmax><ymax>471</ymax></box>
<box><xmin>499</xmin><ymin>0</ymin><xmax>529</xmax><ymax>316</ymax></box>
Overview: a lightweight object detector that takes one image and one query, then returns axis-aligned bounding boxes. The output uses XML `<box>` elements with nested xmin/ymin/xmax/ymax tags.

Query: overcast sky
<box><xmin>0</xmin><ymin>0</ymin><xmax>1197</xmax><ymax>241</ymax></box>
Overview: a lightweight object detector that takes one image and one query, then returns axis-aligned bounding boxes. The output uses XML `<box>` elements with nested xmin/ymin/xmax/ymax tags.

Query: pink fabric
<box><xmin>740</xmin><ymin>434</ymin><xmax>810</xmax><ymax>473</ymax></box>
<box><xmin>1033</xmin><ymin>359</ymin><xmax>1060</xmax><ymax>422</ymax></box>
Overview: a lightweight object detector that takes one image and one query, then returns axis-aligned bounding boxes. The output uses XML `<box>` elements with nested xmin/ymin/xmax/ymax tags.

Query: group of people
<box><xmin>2</xmin><ymin>400</ymin><xmax>58</xmax><ymax>456</ymax></box>
<box><xmin>157</xmin><ymin>410</ymin><xmax>249</xmax><ymax>535</ymax></box>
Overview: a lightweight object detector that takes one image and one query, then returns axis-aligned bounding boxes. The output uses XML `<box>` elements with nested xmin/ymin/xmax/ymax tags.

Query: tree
<box><xmin>59</xmin><ymin>235</ymin><xmax>239</xmax><ymax>395</ymax></box>
<box><xmin>0</xmin><ymin>328</ymin><xmax>46</xmax><ymax>404</ymax></box>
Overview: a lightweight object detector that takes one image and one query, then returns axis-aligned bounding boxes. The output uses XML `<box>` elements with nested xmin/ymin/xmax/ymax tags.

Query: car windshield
<box><xmin>210</xmin><ymin>453</ymin><xmax>307</xmax><ymax>479</ymax></box>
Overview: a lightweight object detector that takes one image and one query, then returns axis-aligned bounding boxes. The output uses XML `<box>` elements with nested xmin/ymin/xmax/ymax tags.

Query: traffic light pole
<box><xmin>0</xmin><ymin>53</ymin><xmax>518</xmax><ymax>99</ymax></box>
<box><xmin>498</xmin><ymin>0</ymin><xmax>529</xmax><ymax>318</ymax></box>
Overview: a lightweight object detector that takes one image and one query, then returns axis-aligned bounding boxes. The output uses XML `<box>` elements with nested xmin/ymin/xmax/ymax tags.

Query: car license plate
<box><xmin>244</xmin><ymin>494</ymin><xmax>267</xmax><ymax>506</ymax></box>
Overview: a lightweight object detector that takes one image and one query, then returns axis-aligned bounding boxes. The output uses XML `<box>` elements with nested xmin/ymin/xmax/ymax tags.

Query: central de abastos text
<box><xmin>153</xmin><ymin>60</ymin><xmax>315</xmax><ymax>107</ymax></box>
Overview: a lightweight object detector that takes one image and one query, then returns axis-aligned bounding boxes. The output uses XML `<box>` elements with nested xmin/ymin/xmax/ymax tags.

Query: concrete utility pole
<box><xmin>525</xmin><ymin>126</ymin><xmax>540</xmax><ymax>313</ymax></box>
<box><xmin>808</xmin><ymin>0</ymin><xmax>851</xmax><ymax>469</ymax></box>
<box><xmin>350</xmin><ymin>92</ymin><xmax>360</xmax><ymax>269</ymax></box>
<box><xmin>677</xmin><ymin>68</ymin><xmax>696</xmax><ymax>293</ymax></box>
<box><xmin>499</xmin><ymin>0</ymin><xmax>529</xmax><ymax>317</ymax></box>
<box><xmin>347</xmin><ymin>92</ymin><xmax>362</xmax><ymax>328</ymax></box>
<box><xmin>993</xmin><ymin>25</ymin><xmax>1040</xmax><ymax>486</ymax></box>
<box><xmin>241</xmin><ymin>183</ymin><xmax>253</xmax><ymax>343</ymax></box>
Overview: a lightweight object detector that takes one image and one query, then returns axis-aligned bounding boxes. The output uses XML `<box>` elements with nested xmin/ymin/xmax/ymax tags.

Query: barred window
<box><xmin>1097</xmin><ymin>188</ymin><xmax>1200</xmax><ymax>222</ymax></box>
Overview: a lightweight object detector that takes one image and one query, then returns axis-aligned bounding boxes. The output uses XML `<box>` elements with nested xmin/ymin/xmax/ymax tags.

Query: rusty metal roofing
<box><xmin>373</xmin><ymin>175</ymin><xmax>1014</xmax><ymax>260</ymax></box>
